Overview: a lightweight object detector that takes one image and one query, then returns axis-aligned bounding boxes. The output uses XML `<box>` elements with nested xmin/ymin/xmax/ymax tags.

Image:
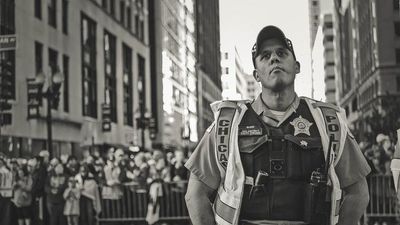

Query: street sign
<box><xmin>0</xmin><ymin>35</ymin><xmax>17</xmax><ymax>51</ymax></box>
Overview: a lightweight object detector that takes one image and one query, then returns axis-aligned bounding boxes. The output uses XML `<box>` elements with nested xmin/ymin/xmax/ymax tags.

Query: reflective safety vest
<box><xmin>210</xmin><ymin>97</ymin><xmax>349</xmax><ymax>225</ymax></box>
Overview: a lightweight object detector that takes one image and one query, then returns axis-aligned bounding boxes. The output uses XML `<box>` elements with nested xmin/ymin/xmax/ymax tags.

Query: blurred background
<box><xmin>0</xmin><ymin>0</ymin><xmax>400</xmax><ymax>225</ymax></box>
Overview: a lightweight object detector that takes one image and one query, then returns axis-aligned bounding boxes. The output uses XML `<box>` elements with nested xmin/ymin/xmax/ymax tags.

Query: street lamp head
<box><xmin>35</xmin><ymin>71</ymin><xmax>46</xmax><ymax>84</ymax></box>
<box><xmin>52</xmin><ymin>71</ymin><xmax>64</xmax><ymax>84</ymax></box>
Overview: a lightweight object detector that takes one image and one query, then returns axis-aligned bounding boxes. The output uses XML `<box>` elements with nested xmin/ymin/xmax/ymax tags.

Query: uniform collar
<box><xmin>251</xmin><ymin>93</ymin><xmax>300</xmax><ymax>127</ymax></box>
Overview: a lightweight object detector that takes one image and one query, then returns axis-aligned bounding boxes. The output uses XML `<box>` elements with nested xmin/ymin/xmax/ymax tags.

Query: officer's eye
<box><xmin>261</xmin><ymin>52</ymin><xmax>271</xmax><ymax>60</ymax></box>
<box><xmin>276</xmin><ymin>49</ymin><xmax>286</xmax><ymax>57</ymax></box>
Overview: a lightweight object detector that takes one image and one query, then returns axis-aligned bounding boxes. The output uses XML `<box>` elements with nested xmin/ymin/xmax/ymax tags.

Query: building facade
<box><xmin>220</xmin><ymin>47</ymin><xmax>260</xmax><ymax>101</ymax></box>
<box><xmin>0</xmin><ymin>0</ymin><xmax>150</xmax><ymax>158</ymax></box>
<box><xmin>309</xmin><ymin>0</ymin><xmax>337</xmax><ymax>104</ymax></box>
<box><xmin>335</xmin><ymin>0</ymin><xmax>400</xmax><ymax>139</ymax></box>
<box><xmin>148</xmin><ymin>0</ymin><xmax>198</xmax><ymax>151</ymax></box>
<box><xmin>195</xmin><ymin>0</ymin><xmax>222</xmax><ymax>136</ymax></box>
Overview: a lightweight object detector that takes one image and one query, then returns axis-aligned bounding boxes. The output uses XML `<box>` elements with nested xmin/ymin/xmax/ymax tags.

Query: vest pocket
<box><xmin>285</xmin><ymin>135</ymin><xmax>324</xmax><ymax>180</ymax></box>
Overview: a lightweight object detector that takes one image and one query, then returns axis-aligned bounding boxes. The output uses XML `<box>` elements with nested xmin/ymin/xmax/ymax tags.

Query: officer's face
<box><xmin>254</xmin><ymin>39</ymin><xmax>299</xmax><ymax>92</ymax></box>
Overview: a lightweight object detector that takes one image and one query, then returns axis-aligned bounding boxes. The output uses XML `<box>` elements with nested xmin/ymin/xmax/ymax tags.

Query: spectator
<box><xmin>31</xmin><ymin>156</ymin><xmax>47</xmax><ymax>225</ymax></box>
<box><xmin>12</xmin><ymin>165</ymin><xmax>33</xmax><ymax>225</ymax></box>
<box><xmin>0</xmin><ymin>156</ymin><xmax>14</xmax><ymax>225</ymax></box>
<box><xmin>45</xmin><ymin>163</ymin><xmax>67</xmax><ymax>225</ymax></box>
<box><xmin>170</xmin><ymin>149</ymin><xmax>188</xmax><ymax>181</ymax></box>
<box><xmin>146</xmin><ymin>151</ymin><xmax>170</xmax><ymax>225</ymax></box>
<box><xmin>65</xmin><ymin>156</ymin><xmax>79</xmax><ymax>177</ymax></box>
<box><xmin>76</xmin><ymin>164</ymin><xmax>101</xmax><ymax>225</ymax></box>
<box><xmin>376</xmin><ymin>134</ymin><xmax>392</xmax><ymax>175</ymax></box>
<box><xmin>39</xmin><ymin>151</ymin><xmax>50</xmax><ymax>166</ymax></box>
<box><xmin>63</xmin><ymin>177</ymin><xmax>80</xmax><ymax>225</ymax></box>
<box><xmin>101</xmin><ymin>148</ymin><xmax>123</xmax><ymax>218</ymax></box>
<box><xmin>131</xmin><ymin>152</ymin><xmax>149</xmax><ymax>190</ymax></box>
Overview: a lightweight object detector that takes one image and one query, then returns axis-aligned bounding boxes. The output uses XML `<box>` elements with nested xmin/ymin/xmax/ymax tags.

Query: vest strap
<box><xmin>216</xmin><ymin>107</ymin><xmax>236</xmax><ymax>169</ymax></box>
<box><xmin>214</xmin><ymin>193</ymin><xmax>236</xmax><ymax>224</ymax></box>
<box><xmin>314</xmin><ymin>104</ymin><xmax>341</xmax><ymax>168</ymax></box>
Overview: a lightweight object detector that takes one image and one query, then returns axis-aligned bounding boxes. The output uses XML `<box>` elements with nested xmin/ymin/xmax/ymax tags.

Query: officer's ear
<box><xmin>295</xmin><ymin>61</ymin><xmax>300</xmax><ymax>74</ymax></box>
<box><xmin>253</xmin><ymin>69</ymin><xmax>260</xmax><ymax>82</ymax></box>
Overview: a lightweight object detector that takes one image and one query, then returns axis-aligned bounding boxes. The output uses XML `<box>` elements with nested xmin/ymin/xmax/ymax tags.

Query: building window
<box><xmin>397</xmin><ymin>76</ymin><xmax>400</xmax><ymax>92</ymax></box>
<box><xmin>48</xmin><ymin>0</ymin><xmax>57</xmax><ymax>28</ymax></box>
<box><xmin>48</xmin><ymin>48</ymin><xmax>59</xmax><ymax>109</ymax></box>
<box><xmin>351</xmin><ymin>98</ymin><xmax>358</xmax><ymax>112</ymax></box>
<box><xmin>127</xmin><ymin>5</ymin><xmax>132</xmax><ymax>30</ymax></box>
<box><xmin>395</xmin><ymin>22</ymin><xmax>400</xmax><ymax>36</ymax></box>
<box><xmin>0</xmin><ymin>0</ymin><xmax>15</xmax><ymax>35</ymax></box>
<box><xmin>81</xmin><ymin>14</ymin><xmax>97</xmax><ymax>118</ymax></box>
<box><xmin>110</xmin><ymin>0</ymin><xmax>115</xmax><ymax>16</ymax></box>
<box><xmin>0</xmin><ymin>51</ymin><xmax>15</xmax><ymax>100</ymax></box>
<box><xmin>396</xmin><ymin>49</ymin><xmax>400</xmax><ymax>64</ymax></box>
<box><xmin>312</xmin><ymin>0</ymin><xmax>318</xmax><ymax>6</ymax></box>
<box><xmin>122</xmin><ymin>44</ymin><xmax>133</xmax><ymax>126</ymax></box>
<box><xmin>225</xmin><ymin>67</ymin><xmax>229</xmax><ymax>74</ymax></box>
<box><xmin>224</xmin><ymin>52</ymin><xmax>228</xmax><ymax>59</ymax></box>
<box><xmin>35</xmin><ymin>0</ymin><xmax>41</xmax><ymax>19</ymax></box>
<box><xmin>62</xmin><ymin>0</ymin><xmax>68</xmax><ymax>34</ymax></box>
<box><xmin>63</xmin><ymin>55</ymin><xmax>69</xmax><ymax>112</ymax></box>
<box><xmin>324</xmin><ymin>22</ymin><xmax>333</xmax><ymax>29</ymax></box>
<box><xmin>394</xmin><ymin>0</ymin><xmax>399</xmax><ymax>10</ymax></box>
<box><xmin>120</xmin><ymin>0</ymin><xmax>125</xmax><ymax>24</ymax></box>
<box><xmin>102</xmin><ymin>0</ymin><xmax>107</xmax><ymax>9</ymax></box>
<box><xmin>138</xmin><ymin>54</ymin><xmax>146</xmax><ymax>120</ymax></box>
<box><xmin>35</xmin><ymin>42</ymin><xmax>43</xmax><ymax>73</ymax></box>
<box><xmin>135</xmin><ymin>14</ymin><xmax>144</xmax><ymax>41</ymax></box>
<box><xmin>104</xmin><ymin>30</ymin><xmax>117</xmax><ymax>122</ymax></box>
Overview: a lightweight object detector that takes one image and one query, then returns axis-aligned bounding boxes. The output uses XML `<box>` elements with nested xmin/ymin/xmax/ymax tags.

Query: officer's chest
<box><xmin>238</xmin><ymin>100</ymin><xmax>325</xmax><ymax>180</ymax></box>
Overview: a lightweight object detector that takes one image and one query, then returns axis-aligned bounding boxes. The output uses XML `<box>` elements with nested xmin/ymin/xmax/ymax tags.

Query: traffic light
<box><xmin>102</xmin><ymin>103</ymin><xmax>111</xmax><ymax>132</ymax></box>
<box><xmin>27</xmin><ymin>78</ymin><xmax>43</xmax><ymax>119</ymax></box>
<box><xmin>0</xmin><ymin>60</ymin><xmax>14</xmax><ymax>100</ymax></box>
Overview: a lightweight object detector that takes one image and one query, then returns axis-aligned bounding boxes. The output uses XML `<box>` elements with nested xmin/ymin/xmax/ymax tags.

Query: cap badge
<box><xmin>290</xmin><ymin>116</ymin><xmax>313</xmax><ymax>136</ymax></box>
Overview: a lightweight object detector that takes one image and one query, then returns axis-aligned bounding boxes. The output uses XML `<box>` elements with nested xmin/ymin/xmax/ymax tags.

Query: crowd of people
<box><xmin>362</xmin><ymin>133</ymin><xmax>396</xmax><ymax>175</ymax></box>
<box><xmin>0</xmin><ymin>147</ymin><xmax>188</xmax><ymax>225</ymax></box>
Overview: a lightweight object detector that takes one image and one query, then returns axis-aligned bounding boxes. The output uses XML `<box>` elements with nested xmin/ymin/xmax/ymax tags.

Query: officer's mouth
<box><xmin>270</xmin><ymin>66</ymin><xmax>285</xmax><ymax>74</ymax></box>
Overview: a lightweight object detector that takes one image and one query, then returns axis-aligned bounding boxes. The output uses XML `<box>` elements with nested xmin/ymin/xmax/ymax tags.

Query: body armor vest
<box><xmin>238</xmin><ymin>99</ymin><xmax>325</xmax><ymax>221</ymax></box>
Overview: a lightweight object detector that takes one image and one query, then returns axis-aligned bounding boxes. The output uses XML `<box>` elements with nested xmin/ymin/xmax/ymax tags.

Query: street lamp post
<box><xmin>36</xmin><ymin>69</ymin><xmax>64</xmax><ymax>159</ymax></box>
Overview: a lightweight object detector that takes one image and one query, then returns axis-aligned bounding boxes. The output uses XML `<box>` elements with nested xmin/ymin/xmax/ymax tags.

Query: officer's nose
<box><xmin>269</xmin><ymin>52</ymin><xmax>280</xmax><ymax>65</ymax></box>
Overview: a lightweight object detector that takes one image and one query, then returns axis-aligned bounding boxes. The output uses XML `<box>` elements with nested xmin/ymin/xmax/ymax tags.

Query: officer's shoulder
<box><xmin>210</xmin><ymin>99</ymin><xmax>252</xmax><ymax>112</ymax></box>
<box><xmin>300</xmin><ymin>96</ymin><xmax>341</xmax><ymax>112</ymax></box>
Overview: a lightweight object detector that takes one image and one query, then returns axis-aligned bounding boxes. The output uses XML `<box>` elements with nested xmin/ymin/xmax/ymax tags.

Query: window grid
<box><xmin>104</xmin><ymin>30</ymin><xmax>117</xmax><ymax>122</ymax></box>
<box><xmin>81</xmin><ymin>14</ymin><xmax>98</xmax><ymax>118</ymax></box>
<box><xmin>122</xmin><ymin>44</ymin><xmax>133</xmax><ymax>126</ymax></box>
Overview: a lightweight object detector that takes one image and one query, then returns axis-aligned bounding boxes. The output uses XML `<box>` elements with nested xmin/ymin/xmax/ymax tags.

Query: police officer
<box><xmin>185</xmin><ymin>25</ymin><xmax>371</xmax><ymax>225</ymax></box>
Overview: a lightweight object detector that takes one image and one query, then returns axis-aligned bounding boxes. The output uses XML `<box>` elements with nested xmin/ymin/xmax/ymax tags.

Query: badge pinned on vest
<box><xmin>290</xmin><ymin>115</ymin><xmax>313</xmax><ymax>136</ymax></box>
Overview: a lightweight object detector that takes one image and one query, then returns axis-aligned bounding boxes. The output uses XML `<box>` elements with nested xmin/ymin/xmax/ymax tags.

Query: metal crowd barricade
<box><xmin>97</xmin><ymin>181</ymin><xmax>190</xmax><ymax>225</ymax></box>
<box><xmin>363</xmin><ymin>174</ymin><xmax>400</xmax><ymax>224</ymax></box>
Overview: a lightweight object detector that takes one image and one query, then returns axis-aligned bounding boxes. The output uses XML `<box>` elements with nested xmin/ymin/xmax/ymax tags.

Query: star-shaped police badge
<box><xmin>290</xmin><ymin>116</ymin><xmax>313</xmax><ymax>136</ymax></box>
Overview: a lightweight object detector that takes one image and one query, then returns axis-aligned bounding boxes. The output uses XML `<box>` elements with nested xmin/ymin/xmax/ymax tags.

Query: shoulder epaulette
<box><xmin>300</xmin><ymin>96</ymin><xmax>341</xmax><ymax>112</ymax></box>
<box><xmin>210</xmin><ymin>99</ymin><xmax>252</xmax><ymax>113</ymax></box>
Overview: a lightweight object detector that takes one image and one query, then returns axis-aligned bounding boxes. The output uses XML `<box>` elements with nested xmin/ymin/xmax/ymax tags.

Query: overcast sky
<box><xmin>219</xmin><ymin>0</ymin><xmax>315</xmax><ymax>98</ymax></box>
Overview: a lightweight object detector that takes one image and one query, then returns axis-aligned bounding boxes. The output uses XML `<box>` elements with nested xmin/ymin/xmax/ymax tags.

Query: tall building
<box><xmin>220</xmin><ymin>47</ymin><xmax>260</xmax><ymax>100</ymax></box>
<box><xmin>148</xmin><ymin>0</ymin><xmax>198</xmax><ymax>151</ymax></box>
<box><xmin>0</xmin><ymin>0</ymin><xmax>150</xmax><ymax>157</ymax></box>
<box><xmin>335</xmin><ymin>0</ymin><xmax>400</xmax><ymax>138</ymax></box>
<box><xmin>196</xmin><ymin>0</ymin><xmax>222</xmax><ymax>136</ymax></box>
<box><xmin>309</xmin><ymin>0</ymin><xmax>337</xmax><ymax>104</ymax></box>
<box><xmin>309</xmin><ymin>0</ymin><xmax>321</xmax><ymax>48</ymax></box>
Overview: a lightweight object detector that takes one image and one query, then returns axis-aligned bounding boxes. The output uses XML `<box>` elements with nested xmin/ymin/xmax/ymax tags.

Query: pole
<box><xmin>46</xmin><ymin>91</ymin><xmax>53</xmax><ymax>159</ymax></box>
